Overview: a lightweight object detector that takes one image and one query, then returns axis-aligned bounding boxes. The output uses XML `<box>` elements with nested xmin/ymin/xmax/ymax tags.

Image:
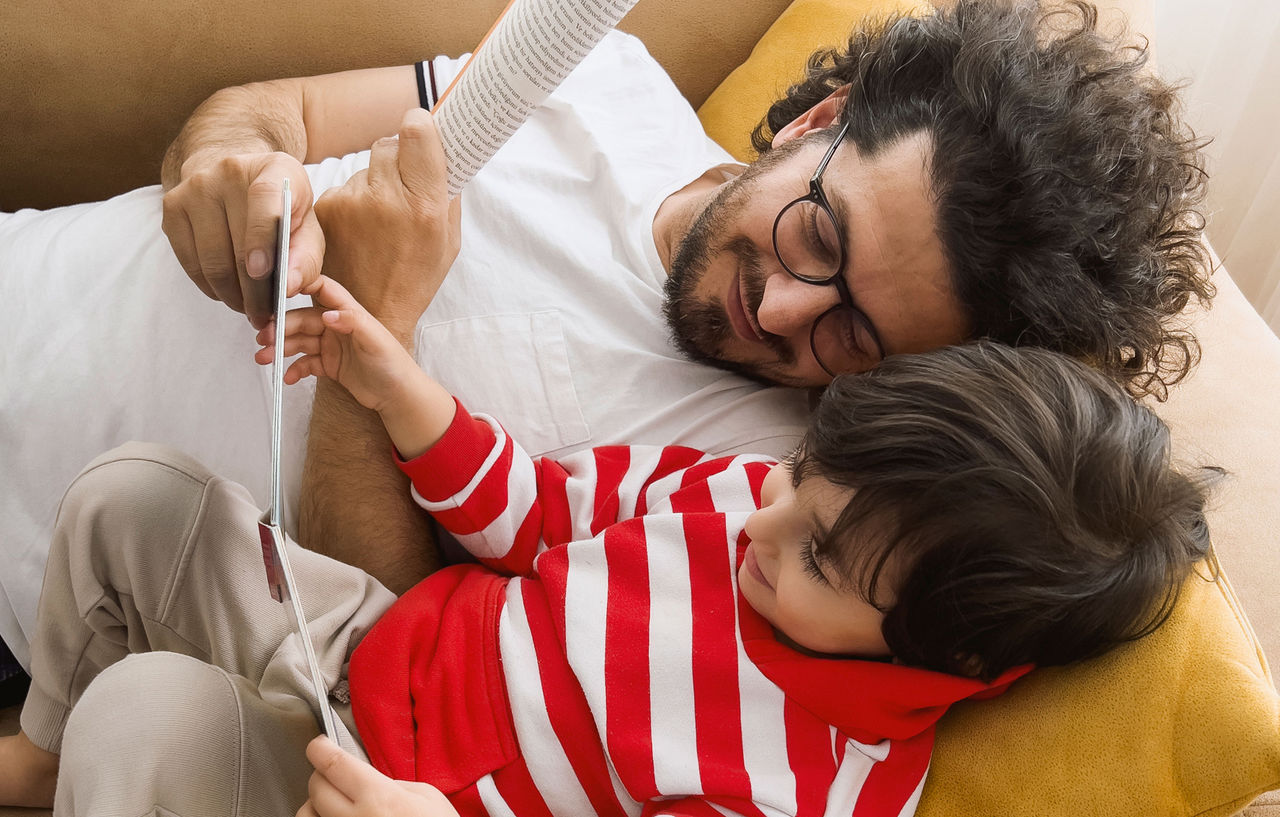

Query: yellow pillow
<box><xmin>697</xmin><ymin>2</ymin><xmax>1280</xmax><ymax>814</ymax></box>
<box><xmin>697</xmin><ymin>0</ymin><xmax>927</xmax><ymax>162</ymax></box>
<box><xmin>927</xmin><ymin>564</ymin><xmax>1280</xmax><ymax>817</ymax></box>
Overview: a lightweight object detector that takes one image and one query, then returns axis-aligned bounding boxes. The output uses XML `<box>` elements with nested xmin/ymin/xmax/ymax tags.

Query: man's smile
<box><xmin>726</xmin><ymin>271</ymin><xmax>759</xmax><ymax>344</ymax></box>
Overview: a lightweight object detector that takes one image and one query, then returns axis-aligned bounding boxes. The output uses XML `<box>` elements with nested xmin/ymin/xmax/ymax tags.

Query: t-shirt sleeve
<box><xmin>414</xmin><ymin>53</ymin><xmax>473</xmax><ymax>110</ymax></box>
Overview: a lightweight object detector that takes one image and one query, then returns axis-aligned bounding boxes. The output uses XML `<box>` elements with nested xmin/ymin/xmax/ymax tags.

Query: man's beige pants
<box><xmin>20</xmin><ymin>442</ymin><xmax>397</xmax><ymax>817</ymax></box>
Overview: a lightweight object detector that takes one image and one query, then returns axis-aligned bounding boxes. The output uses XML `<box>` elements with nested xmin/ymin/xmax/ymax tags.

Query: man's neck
<box><xmin>652</xmin><ymin>163</ymin><xmax>743</xmax><ymax>274</ymax></box>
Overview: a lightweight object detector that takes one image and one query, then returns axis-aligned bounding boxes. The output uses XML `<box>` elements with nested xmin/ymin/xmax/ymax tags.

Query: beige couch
<box><xmin>2</xmin><ymin>0</ymin><xmax>1277</xmax><ymax>814</ymax></box>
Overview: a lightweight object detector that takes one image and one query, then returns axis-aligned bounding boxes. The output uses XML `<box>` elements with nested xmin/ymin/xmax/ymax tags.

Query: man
<box><xmin>0</xmin><ymin>0</ymin><xmax>1209</xmax><ymax>662</ymax></box>
<box><xmin>156</xmin><ymin>0</ymin><xmax>1211</xmax><ymax>593</ymax></box>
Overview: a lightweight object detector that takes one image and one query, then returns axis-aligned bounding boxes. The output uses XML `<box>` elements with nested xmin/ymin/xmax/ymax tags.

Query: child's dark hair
<box><xmin>793</xmin><ymin>342</ymin><xmax>1219</xmax><ymax>680</ymax></box>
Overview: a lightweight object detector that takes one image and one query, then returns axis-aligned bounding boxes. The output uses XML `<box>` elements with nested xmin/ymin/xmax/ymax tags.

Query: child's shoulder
<box><xmin>643</xmin><ymin>452</ymin><xmax>775</xmax><ymax>515</ymax></box>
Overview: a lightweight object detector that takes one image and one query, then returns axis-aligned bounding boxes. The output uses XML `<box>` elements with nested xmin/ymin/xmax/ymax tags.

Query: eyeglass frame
<box><xmin>770</xmin><ymin>120</ymin><xmax>886</xmax><ymax>377</ymax></box>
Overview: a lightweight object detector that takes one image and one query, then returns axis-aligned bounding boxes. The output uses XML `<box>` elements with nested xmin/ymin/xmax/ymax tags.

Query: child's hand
<box><xmin>255</xmin><ymin>275</ymin><xmax>419</xmax><ymax>412</ymax></box>
<box><xmin>297</xmin><ymin>736</ymin><xmax>458</xmax><ymax>817</ymax></box>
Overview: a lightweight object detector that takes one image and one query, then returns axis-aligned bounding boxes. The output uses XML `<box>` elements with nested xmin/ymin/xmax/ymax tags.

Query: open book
<box><xmin>434</xmin><ymin>0</ymin><xmax>641</xmax><ymax>195</ymax></box>
<box><xmin>258</xmin><ymin>178</ymin><xmax>341</xmax><ymax>740</ymax></box>
<box><xmin>256</xmin><ymin>0</ymin><xmax>641</xmax><ymax>739</ymax></box>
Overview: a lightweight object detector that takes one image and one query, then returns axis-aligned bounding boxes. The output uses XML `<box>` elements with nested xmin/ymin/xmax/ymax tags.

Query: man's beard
<box><xmin>662</xmin><ymin>170</ymin><xmax>797</xmax><ymax>386</ymax></box>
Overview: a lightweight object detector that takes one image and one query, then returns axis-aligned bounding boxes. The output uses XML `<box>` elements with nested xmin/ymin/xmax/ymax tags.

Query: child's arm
<box><xmin>254</xmin><ymin>274</ymin><xmax>454</xmax><ymax>460</ymax></box>
<box><xmin>400</xmin><ymin>424</ymin><xmax>766</xmax><ymax>576</ymax></box>
<box><xmin>259</xmin><ymin>278</ymin><xmax>759</xmax><ymax>576</ymax></box>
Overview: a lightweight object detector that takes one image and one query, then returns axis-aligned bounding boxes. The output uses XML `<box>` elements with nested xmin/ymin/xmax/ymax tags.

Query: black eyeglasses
<box><xmin>771</xmin><ymin>121</ymin><xmax>885</xmax><ymax>377</ymax></box>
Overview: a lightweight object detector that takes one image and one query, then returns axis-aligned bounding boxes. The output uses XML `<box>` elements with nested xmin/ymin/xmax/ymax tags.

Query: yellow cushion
<box><xmin>697</xmin><ymin>1</ymin><xmax>1280</xmax><ymax>813</ymax></box>
<box><xmin>697</xmin><ymin>0</ymin><xmax>927</xmax><ymax>162</ymax></box>
<box><xmin>928</xmin><ymin>564</ymin><xmax>1280</xmax><ymax>817</ymax></box>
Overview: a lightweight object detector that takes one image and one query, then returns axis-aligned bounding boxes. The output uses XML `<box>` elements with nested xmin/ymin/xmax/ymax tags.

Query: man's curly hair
<box><xmin>751</xmin><ymin>0</ymin><xmax>1212</xmax><ymax>398</ymax></box>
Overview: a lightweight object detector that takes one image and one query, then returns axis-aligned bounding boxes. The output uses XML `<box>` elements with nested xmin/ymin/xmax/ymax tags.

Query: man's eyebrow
<box><xmin>831</xmin><ymin>189</ymin><xmax>852</xmax><ymax>264</ymax></box>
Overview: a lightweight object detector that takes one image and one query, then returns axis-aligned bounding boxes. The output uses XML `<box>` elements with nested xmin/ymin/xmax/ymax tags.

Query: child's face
<box><xmin>739</xmin><ymin>462</ymin><xmax>894</xmax><ymax>658</ymax></box>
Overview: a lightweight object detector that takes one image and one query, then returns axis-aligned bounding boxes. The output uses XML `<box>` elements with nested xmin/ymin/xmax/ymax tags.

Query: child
<box><xmin>1</xmin><ymin>275</ymin><xmax>1216</xmax><ymax>817</ymax></box>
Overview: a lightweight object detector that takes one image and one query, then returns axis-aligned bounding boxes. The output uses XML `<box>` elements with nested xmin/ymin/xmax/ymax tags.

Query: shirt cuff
<box><xmin>394</xmin><ymin>397</ymin><xmax>498</xmax><ymax>502</ymax></box>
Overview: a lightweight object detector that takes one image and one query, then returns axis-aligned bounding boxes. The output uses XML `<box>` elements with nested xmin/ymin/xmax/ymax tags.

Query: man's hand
<box><xmin>298</xmin><ymin>736</ymin><xmax>458</xmax><ymax>817</ymax></box>
<box><xmin>162</xmin><ymin>150</ymin><xmax>325</xmax><ymax>329</ymax></box>
<box><xmin>314</xmin><ymin>107</ymin><xmax>460</xmax><ymax>343</ymax></box>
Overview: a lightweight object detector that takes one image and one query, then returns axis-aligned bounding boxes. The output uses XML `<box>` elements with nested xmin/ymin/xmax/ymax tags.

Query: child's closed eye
<box><xmin>799</xmin><ymin>537</ymin><xmax>830</xmax><ymax>585</ymax></box>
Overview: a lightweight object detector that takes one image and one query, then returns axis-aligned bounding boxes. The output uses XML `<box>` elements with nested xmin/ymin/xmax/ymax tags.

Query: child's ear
<box><xmin>951</xmin><ymin>651</ymin><xmax>987</xmax><ymax>678</ymax></box>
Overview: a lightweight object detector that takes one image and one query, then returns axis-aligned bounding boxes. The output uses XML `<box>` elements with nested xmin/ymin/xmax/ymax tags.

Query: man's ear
<box><xmin>772</xmin><ymin>84</ymin><xmax>852</xmax><ymax>148</ymax></box>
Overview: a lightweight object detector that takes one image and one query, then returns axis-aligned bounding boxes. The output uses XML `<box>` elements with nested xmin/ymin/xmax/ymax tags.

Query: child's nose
<box><xmin>743</xmin><ymin>506</ymin><xmax>784</xmax><ymax>557</ymax></box>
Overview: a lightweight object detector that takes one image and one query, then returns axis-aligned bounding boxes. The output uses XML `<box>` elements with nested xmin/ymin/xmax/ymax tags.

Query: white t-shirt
<box><xmin>0</xmin><ymin>32</ymin><xmax>808</xmax><ymax>667</ymax></box>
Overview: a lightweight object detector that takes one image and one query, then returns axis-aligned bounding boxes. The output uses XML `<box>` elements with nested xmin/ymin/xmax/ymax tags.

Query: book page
<box><xmin>434</xmin><ymin>0</ymin><xmax>639</xmax><ymax>195</ymax></box>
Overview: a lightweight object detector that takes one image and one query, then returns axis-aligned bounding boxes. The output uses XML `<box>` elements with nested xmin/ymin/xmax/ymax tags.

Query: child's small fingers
<box><xmin>281</xmin><ymin>334</ymin><xmax>323</xmax><ymax>359</ymax></box>
<box><xmin>308</xmin><ymin>276</ymin><xmax>361</xmax><ymax>313</ymax></box>
<box><xmin>283</xmin><ymin>355</ymin><xmax>325</xmax><ymax>385</ymax></box>
<box><xmin>256</xmin><ymin>335</ymin><xmax>320</xmax><ymax>364</ymax></box>
<box><xmin>318</xmin><ymin>308</ymin><xmax>361</xmax><ymax>334</ymax></box>
<box><xmin>307</xmin><ymin>767</ymin><xmax>355</xmax><ymax>817</ymax></box>
<box><xmin>255</xmin><ymin>321</ymin><xmax>275</xmax><ymax>346</ymax></box>
<box><xmin>282</xmin><ymin>307</ymin><xmax>330</xmax><ymax>338</ymax></box>
<box><xmin>304</xmin><ymin>732</ymin><xmax>386</xmax><ymax>799</ymax></box>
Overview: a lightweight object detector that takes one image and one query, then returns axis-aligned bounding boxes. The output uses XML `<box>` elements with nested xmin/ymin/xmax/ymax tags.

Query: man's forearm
<box><xmin>163</xmin><ymin>66</ymin><xmax>421</xmax><ymax>191</ymax></box>
<box><xmin>300</xmin><ymin>379</ymin><xmax>439</xmax><ymax>594</ymax></box>
<box><xmin>161</xmin><ymin>81</ymin><xmax>308</xmax><ymax>190</ymax></box>
<box><xmin>293</xmin><ymin>100</ymin><xmax>454</xmax><ymax>592</ymax></box>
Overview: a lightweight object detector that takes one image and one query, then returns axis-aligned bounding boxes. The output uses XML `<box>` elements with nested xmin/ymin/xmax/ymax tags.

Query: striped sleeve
<box><xmin>642</xmin><ymin>798</ymin><xmax>751</xmax><ymax>817</ymax></box>
<box><xmin>395</xmin><ymin>402</ymin><xmax>718</xmax><ymax>574</ymax></box>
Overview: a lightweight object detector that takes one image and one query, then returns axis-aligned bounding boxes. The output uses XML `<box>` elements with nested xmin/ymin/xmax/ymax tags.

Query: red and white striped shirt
<box><xmin>349</xmin><ymin>402</ymin><xmax>1025</xmax><ymax>817</ymax></box>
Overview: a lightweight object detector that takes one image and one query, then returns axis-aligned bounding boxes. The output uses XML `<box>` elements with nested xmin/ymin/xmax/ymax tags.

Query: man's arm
<box><xmin>161</xmin><ymin>71</ymin><xmax>452</xmax><ymax>592</ymax></box>
<box><xmin>300</xmin><ymin>113</ymin><xmax>462</xmax><ymax>593</ymax></box>
<box><xmin>161</xmin><ymin>65</ymin><xmax>420</xmax><ymax>327</ymax></box>
<box><xmin>302</xmin><ymin>381</ymin><xmax>439</xmax><ymax>593</ymax></box>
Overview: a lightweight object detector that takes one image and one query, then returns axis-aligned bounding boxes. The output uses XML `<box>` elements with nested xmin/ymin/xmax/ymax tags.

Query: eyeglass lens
<box><xmin>775</xmin><ymin>199</ymin><xmax>881</xmax><ymax>374</ymax></box>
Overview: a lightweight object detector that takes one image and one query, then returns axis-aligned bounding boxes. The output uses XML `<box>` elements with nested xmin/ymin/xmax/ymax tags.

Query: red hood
<box><xmin>736</xmin><ymin>542</ymin><xmax>1031</xmax><ymax>745</ymax></box>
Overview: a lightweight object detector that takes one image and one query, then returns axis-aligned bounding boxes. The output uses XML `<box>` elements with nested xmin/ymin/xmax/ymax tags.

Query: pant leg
<box><xmin>54</xmin><ymin>651</ymin><xmax>334</xmax><ymax>817</ymax></box>
<box><xmin>21</xmin><ymin>441</ymin><xmax>396</xmax><ymax>754</ymax></box>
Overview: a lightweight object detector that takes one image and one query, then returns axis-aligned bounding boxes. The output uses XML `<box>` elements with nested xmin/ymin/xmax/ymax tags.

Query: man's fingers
<box><xmin>187</xmin><ymin>201</ymin><xmax>245</xmax><ymax>314</ymax></box>
<box><xmin>241</xmin><ymin>273</ymin><xmax>276</xmax><ymax>330</ymax></box>
<box><xmin>243</xmin><ymin>159</ymin><xmax>312</xmax><ymax>278</ymax></box>
<box><xmin>305</xmin><ymin>735</ymin><xmax>385</xmax><ymax>799</ymax></box>
<box><xmin>394</xmin><ymin>108</ymin><xmax>448</xmax><ymax>197</ymax></box>
<box><xmin>289</xmin><ymin>213</ymin><xmax>327</xmax><ymax>298</ymax></box>
<box><xmin>242</xmin><ymin>175</ymin><xmax>286</xmax><ymax>281</ymax></box>
<box><xmin>367</xmin><ymin>135</ymin><xmax>401</xmax><ymax>193</ymax></box>
<box><xmin>161</xmin><ymin>203</ymin><xmax>217</xmax><ymax>301</ymax></box>
<box><xmin>222</xmin><ymin>191</ymin><xmax>273</xmax><ymax>329</ymax></box>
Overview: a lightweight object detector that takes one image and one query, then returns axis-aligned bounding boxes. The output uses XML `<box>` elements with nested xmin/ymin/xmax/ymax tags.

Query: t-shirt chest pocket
<box><xmin>416</xmin><ymin>310</ymin><xmax>591</xmax><ymax>455</ymax></box>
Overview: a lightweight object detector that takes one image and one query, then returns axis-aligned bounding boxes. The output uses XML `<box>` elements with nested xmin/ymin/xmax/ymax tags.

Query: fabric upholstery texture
<box><xmin>697</xmin><ymin>1</ymin><xmax>1280</xmax><ymax>814</ymax></box>
<box><xmin>0</xmin><ymin>0</ymin><xmax>794</xmax><ymax>211</ymax></box>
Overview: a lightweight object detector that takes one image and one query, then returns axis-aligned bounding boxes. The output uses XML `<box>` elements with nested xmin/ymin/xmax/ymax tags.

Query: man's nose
<box><xmin>756</xmin><ymin>271</ymin><xmax>841</xmax><ymax>339</ymax></box>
